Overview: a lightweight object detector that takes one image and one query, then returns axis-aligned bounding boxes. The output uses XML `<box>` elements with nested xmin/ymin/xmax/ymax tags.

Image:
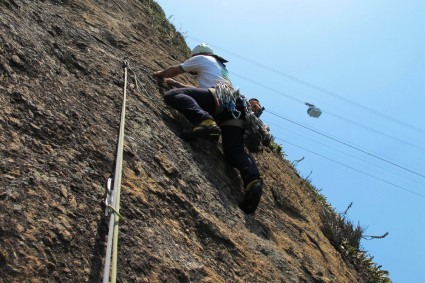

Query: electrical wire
<box><xmin>262</xmin><ymin>110</ymin><xmax>424</xmax><ymax>174</ymax></box>
<box><xmin>267</xmin><ymin>120</ymin><xmax>425</xmax><ymax>187</ymax></box>
<box><xmin>277</xmin><ymin>137</ymin><xmax>425</xmax><ymax>199</ymax></box>
<box><xmin>323</xmin><ymin>110</ymin><xmax>425</xmax><ymax>153</ymax></box>
<box><xmin>265</xmin><ymin>110</ymin><xmax>425</xmax><ymax>178</ymax></box>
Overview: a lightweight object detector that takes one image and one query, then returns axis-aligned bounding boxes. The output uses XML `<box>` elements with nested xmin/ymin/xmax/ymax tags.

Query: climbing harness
<box><xmin>102</xmin><ymin>60</ymin><xmax>129</xmax><ymax>283</ymax></box>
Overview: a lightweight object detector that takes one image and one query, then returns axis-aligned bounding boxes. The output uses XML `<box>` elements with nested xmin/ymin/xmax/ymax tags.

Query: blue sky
<box><xmin>154</xmin><ymin>1</ymin><xmax>425</xmax><ymax>282</ymax></box>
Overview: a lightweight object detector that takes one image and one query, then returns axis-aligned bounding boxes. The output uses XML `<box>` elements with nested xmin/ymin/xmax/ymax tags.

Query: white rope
<box><xmin>102</xmin><ymin>60</ymin><xmax>128</xmax><ymax>283</ymax></box>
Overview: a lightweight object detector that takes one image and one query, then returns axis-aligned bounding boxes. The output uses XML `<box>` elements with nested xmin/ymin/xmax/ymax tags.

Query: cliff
<box><xmin>0</xmin><ymin>1</ymin><xmax>386</xmax><ymax>282</ymax></box>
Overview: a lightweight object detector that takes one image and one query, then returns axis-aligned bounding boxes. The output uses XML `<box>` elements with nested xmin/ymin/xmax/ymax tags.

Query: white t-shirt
<box><xmin>180</xmin><ymin>55</ymin><xmax>232</xmax><ymax>88</ymax></box>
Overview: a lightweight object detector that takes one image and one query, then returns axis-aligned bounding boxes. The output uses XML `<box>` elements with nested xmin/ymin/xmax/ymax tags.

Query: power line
<box><xmin>278</xmin><ymin>138</ymin><xmax>425</xmax><ymax>199</ymax></box>
<box><xmin>188</xmin><ymin>35</ymin><xmax>425</xmax><ymax>135</ymax></box>
<box><xmin>266</xmin><ymin>110</ymin><xmax>425</xmax><ymax>178</ymax></box>
<box><xmin>324</xmin><ymin>110</ymin><xmax>425</xmax><ymax>153</ymax></box>
<box><xmin>266</xmin><ymin>110</ymin><xmax>424</xmax><ymax>175</ymax></box>
<box><xmin>268</xmin><ymin>120</ymin><xmax>425</xmax><ymax>187</ymax></box>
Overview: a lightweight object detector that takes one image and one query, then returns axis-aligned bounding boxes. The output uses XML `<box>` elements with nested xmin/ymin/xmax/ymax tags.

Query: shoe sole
<box><xmin>240</xmin><ymin>184</ymin><xmax>262</xmax><ymax>214</ymax></box>
<box><xmin>180</xmin><ymin>128</ymin><xmax>221</xmax><ymax>141</ymax></box>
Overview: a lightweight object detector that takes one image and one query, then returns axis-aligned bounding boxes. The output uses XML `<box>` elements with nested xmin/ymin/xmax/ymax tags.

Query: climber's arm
<box><xmin>153</xmin><ymin>65</ymin><xmax>185</xmax><ymax>78</ymax></box>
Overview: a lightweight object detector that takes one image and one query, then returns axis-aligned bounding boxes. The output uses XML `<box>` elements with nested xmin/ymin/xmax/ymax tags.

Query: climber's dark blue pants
<box><xmin>164</xmin><ymin>87</ymin><xmax>215</xmax><ymax>125</ymax></box>
<box><xmin>164</xmin><ymin>87</ymin><xmax>260</xmax><ymax>187</ymax></box>
<box><xmin>220</xmin><ymin>126</ymin><xmax>260</xmax><ymax>186</ymax></box>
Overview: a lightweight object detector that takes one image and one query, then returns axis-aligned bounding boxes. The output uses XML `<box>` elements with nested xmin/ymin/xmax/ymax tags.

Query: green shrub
<box><xmin>268</xmin><ymin>137</ymin><xmax>285</xmax><ymax>158</ymax></box>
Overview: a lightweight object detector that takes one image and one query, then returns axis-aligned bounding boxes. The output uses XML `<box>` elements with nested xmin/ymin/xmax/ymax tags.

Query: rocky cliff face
<box><xmin>1</xmin><ymin>1</ymin><xmax>368</xmax><ymax>282</ymax></box>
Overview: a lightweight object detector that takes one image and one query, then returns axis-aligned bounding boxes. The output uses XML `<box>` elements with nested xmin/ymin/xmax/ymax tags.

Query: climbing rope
<box><xmin>214</xmin><ymin>82</ymin><xmax>241</xmax><ymax>119</ymax></box>
<box><xmin>102</xmin><ymin>60</ymin><xmax>129</xmax><ymax>283</ymax></box>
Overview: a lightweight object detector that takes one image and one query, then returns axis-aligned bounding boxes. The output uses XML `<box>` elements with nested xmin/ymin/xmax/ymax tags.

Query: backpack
<box><xmin>243</xmin><ymin>100</ymin><xmax>272</xmax><ymax>153</ymax></box>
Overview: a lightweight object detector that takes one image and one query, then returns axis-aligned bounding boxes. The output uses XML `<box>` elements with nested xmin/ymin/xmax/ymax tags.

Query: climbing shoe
<box><xmin>239</xmin><ymin>179</ymin><xmax>263</xmax><ymax>214</ymax></box>
<box><xmin>180</xmin><ymin>119</ymin><xmax>221</xmax><ymax>141</ymax></box>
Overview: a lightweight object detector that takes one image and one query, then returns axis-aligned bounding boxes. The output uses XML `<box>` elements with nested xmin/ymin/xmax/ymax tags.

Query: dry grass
<box><xmin>320</xmin><ymin>202</ymin><xmax>392</xmax><ymax>283</ymax></box>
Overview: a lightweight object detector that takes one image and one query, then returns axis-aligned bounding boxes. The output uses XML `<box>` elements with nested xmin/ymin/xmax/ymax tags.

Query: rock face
<box><xmin>1</xmin><ymin>1</ymin><xmax>367</xmax><ymax>282</ymax></box>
